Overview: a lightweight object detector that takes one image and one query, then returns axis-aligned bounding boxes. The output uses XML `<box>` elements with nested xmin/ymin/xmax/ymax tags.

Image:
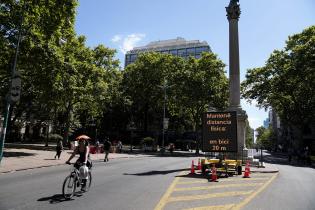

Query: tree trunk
<box><xmin>144</xmin><ymin>103</ymin><xmax>148</xmax><ymax>132</ymax></box>
<box><xmin>63</xmin><ymin>103</ymin><xmax>72</xmax><ymax>148</ymax></box>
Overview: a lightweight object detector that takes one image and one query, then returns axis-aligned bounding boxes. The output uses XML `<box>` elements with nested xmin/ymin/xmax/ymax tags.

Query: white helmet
<box><xmin>79</xmin><ymin>165</ymin><xmax>88</xmax><ymax>179</ymax></box>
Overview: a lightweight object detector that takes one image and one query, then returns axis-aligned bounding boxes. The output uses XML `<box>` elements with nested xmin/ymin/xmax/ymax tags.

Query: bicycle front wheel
<box><xmin>62</xmin><ymin>174</ymin><xmax>77</xmax><ymax>199</ymax></box>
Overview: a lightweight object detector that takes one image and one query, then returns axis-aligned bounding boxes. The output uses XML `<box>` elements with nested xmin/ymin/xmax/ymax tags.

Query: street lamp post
<box><xmin>158</xmin><ymin>79</ymin><xmax>173</xmax><ymax>154</ymax></box>
<box><xmin>162</xmin><ymin>83</ymin><xmax>166</xmax><ymax>153</ymax></box>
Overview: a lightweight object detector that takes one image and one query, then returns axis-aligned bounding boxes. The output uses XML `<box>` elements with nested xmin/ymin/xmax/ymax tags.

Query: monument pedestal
<box><xmin>226</xmin><ymin>107</ymin><xmax>248</xmax><ymax>159</ymax></box>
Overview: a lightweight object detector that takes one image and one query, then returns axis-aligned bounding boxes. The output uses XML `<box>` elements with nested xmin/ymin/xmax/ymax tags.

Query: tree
<box><xmin>0</xmin><ymin>1</ymin><xmax>120</xmax><ymax>143</ymax></box>
<box><xmin>122</xmin><ymin>51</ymin><xmax>229</xmax><ymax>148</ymax></box>
<box><xmin>255</xmin><ymin>126</ymin><xmax>273</xmax><ymax>150</ymax></box>
<box><xmin>245</xmin><ymin>119</ymin><xmax>254</xmax><ymax>148</ymax></box>
<box><xmin>122</xmin><ymin>52</ymin><xmax>180</xmax><ymax>132</ymax></box>
<box><xmin>242</xmin><ymin>26</ymin><xmax>315</xmax><ymax>148</ymax></box>
<box><xmin>0</xmin><ymin>0</ymin><xmax>77</xmax><ymax>141</ymax></box>
<box><xmin>170</xmin><ymin>53</ymin><xmax>228</xmax><ymax>132</ymax></box>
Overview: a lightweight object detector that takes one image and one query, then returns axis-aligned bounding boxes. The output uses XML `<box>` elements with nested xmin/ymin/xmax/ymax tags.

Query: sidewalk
<box><xmin>0</xmin><ymin>147</ymin><xmax>151</xmax><ymax>174</ymax></box>
<box><xmin>250</xmin><ymin>163</ymin><xmax>279</xmax><ymax>173</ymax></box>
<box><xmin>1</xmin><ymin>143</ymin><xmax>280</xmax><ymax>174</ymax></box>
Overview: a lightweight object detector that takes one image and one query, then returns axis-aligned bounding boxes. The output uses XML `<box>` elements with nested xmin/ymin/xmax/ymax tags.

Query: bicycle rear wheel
<box><xmin>62</xmin><ymin>174</ymin><xmax>77</xmax><ymax>199</ymax></box>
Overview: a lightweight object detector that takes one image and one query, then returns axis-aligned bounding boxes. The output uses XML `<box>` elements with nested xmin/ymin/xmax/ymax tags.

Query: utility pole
<box><xmin>0</xmin><ymin>3</ymin><xmax>24</xmax><ymax>163</ymax></box>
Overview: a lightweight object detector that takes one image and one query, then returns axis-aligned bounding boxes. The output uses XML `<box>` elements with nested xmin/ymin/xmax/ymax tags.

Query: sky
<box><xmin>74</xmin><ymin>0</ymin><xmax>315</xmax><ymax>130</ymax></box>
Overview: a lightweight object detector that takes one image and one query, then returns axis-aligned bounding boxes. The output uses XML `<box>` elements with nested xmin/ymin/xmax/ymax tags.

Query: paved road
<box><xmin>243</xmin><ymin>151</ymin><xmax>315</xmax><ymax>210</ymax></box>
<box><xmin>0</xmin><ymin>156</ymin><xmax>189</xmax><ymax>210</ymax></box>
<box><xmin>0</xmin><ymin>153</ymin><xmax>314</xmax><ymax>210</ymax></box>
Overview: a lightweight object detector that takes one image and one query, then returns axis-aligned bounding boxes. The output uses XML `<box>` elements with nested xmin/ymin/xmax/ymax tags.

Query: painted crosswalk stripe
<box><xmin>183</xmin><ymin>204</ymin><xmax>235</xmax><ymax>210</ymax></box>
<box><xmin>174</xmin><ymin>182</ymin><xmax>263</xmax><ymax>191</ymax></box>
<box><xmin>231</xmin><ymin>173</ymin><xmax>278</xmax><ymax>210</ymax></box>
<box><xmin>167</xmin><ymin>190</ymin><xmax>253</xmax><ymax>202</ymax></box>
<box><xmin>154</xmin><ymin>172</ymin><xmax>184</xmax><ymax>210</ymax></box>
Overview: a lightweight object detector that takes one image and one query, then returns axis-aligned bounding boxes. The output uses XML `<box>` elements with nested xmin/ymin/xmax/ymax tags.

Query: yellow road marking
<box><xmin>154</xmin><ymin>171</ymin><xmax>184</xmax><ymax>210</ymax></box>
<box><xmin>168</xmin><ymin>190</ymin><xmax>253</xmax><ymax>202</ymax></box>
<box><xmin>154</xmin><ymin>170</ymin><xmax>277</xmax><ymax>210</ymax></box>
<box><xmin>174</xmin><ymin>182</ymin><xmax>263</xmax><ymax>191</ymax></box>
<box><xmin>177</xmin><ymin>177</ymin><xmax>270</xmax><ymax>185</ymax></box>
<box><xmin>231</xmin><ymin>172</ymin><xmax>278</xmax><ymax>210</ymax></box>
<box><xmin>183</xmin><ymin>204</ymin><xmax>235</xmax><ymax>210</ymax></box>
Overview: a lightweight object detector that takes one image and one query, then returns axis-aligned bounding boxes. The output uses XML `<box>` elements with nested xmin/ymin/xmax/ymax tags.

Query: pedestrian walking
<box><xmin>288</xmin><ymin>147</ymin><xmax>293</xmax><ymax>164</ymax></box>
<box><xmin>95</xmin><ymin>139</ymin><xmax>100</xmax><ymax>153</ymax></box>
<box><xmin>55</xmin><ymin>139</ymin><xmax>63</xmax><ymax>159</ymax></box>
<box><xmin>169</xmin><ymin>143</ymin><xmax>175</xmax><ymax>154</ymax></box>
<box><xmin>103</xmin><ymin>138</ymin><xmax>112</xmax><ymax>162</ymax></box>
<box><xmin>117</xmin><ymin>141</ymin><xmax>123</xmax><ymax>153</ymax></box>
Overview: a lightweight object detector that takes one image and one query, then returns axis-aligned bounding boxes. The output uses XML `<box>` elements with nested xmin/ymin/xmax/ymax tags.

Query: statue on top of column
<box><xmin>229</xmin><ymin>0</ymin><xmax>239</xmax><ymax>6</ymax></box>
<box><xmin>226</xmin><ymin>0</ymin><xmax>241</xmax><ymax>20</ymax></box>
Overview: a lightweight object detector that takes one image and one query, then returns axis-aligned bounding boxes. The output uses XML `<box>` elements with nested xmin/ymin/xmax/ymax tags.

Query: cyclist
<box><xmin>66</xmin><ymin>135</ymin><xmax>92</xmax><ymax>191</ymax></box>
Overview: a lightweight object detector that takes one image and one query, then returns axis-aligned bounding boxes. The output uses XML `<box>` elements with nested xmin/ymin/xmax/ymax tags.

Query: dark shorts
<box><xmin>74</xmin><ymin>159</ymin><xmax>92</xmax><ymax>170</ymax></box>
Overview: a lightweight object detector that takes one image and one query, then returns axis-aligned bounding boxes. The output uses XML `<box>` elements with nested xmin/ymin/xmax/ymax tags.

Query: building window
<box><xmin>178</xmin><ymin>49</ymin><xmax>186</xmax><ymax>57</ymax></box>
<box><xmin>125</xmin><ymin>55</ymin><xmax>131</xmax><ymax>62</ymax></box>
<box><xmin>187</xmin><ymin>48</ymin><xmax>195</xmax><ymax>56</ymax></box>
<box><xmin>130</xmin><ymin>54</ymin><xmax>137</xmax><ymax>62</ymax></box>
<box><xmin>170</xmin><ymin>50</ymin><xmax>177</xmax><ymax>56</ymax></box>
<box><xmin>196</xmin><ymin>46</ymin><xmax>209</xmax><ymax>54</ymax></box>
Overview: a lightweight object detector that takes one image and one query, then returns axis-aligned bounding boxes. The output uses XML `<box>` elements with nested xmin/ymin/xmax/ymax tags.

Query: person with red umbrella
<box><xmin>66</xmin><ymin>135</ymin><xmax>92</xmax><ymax>191</ymax></box>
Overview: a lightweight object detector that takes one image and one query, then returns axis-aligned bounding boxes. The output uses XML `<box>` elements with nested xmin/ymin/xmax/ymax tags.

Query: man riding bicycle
<box><xmin>66</xmin><ymin>135</ymin><xmax>92</xmax><ymax>191</ymax></box>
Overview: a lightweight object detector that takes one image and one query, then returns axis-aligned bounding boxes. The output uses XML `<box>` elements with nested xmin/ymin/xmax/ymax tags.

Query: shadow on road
<box><xmin>37</xmin><ymin>193</ymin><xmax>83</xmax><ymax>204</ymax></box>
<box><xmin>123</xmin><ymin>168</ymin><xmax>188</xmax><ymax>176</ymax></box>
<box><xmin>258</xmin><ymin>152</ymin><xmax>314</xmax><ymax>169</ymax></box>
<box><xmin>3</xmin><ymin>151</ymin><xmax>36</xmax><ymax>157</ymax></box>
<box><xmin>120</xmin><ymin>150</ymin><xmax>203</xmax><ymax>158</ymax></box>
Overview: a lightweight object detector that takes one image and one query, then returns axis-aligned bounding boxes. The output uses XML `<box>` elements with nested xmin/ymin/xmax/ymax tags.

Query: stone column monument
<box><xmin>226</xmin><ymin>0</ymin><xmax>248</xmax><ymax>158</ymax></box>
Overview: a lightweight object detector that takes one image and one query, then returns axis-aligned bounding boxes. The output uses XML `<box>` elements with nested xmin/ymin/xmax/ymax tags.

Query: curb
<box><xmin>0</xmin><ymin>155</ymin><xmax>150</xmax><ymax>174</ymax></box>
<box><xmin>251</xmin><ymin>170</ymin><xmax>279</xmax><ymax>173</ymax></box>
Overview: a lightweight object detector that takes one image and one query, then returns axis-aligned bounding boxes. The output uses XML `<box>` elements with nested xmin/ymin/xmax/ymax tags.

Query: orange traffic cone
<box><xmin>243</xmin><ymin>161</ymin><xmax>251</xmax><ymax>178</ymax></box>
<box><xmin>198</xmin><ymin>159</ymin><xmax>201</xmax><ymax>170</ymax></box>
<box><xmin>190</xmin><ymin>160</ymin><xmax>195</xmax><ymax>174</ymax></box>
<box><xmin>210</xmin><ymin>164</ymin><xmax>218</xmax><ymax>182</ymax></box>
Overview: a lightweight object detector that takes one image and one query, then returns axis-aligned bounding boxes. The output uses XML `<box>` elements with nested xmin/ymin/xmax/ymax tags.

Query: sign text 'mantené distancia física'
<box><xmin>202</xmin><ymin>111</ymin><xmax>237</xmax><ymax>152</ymax></box>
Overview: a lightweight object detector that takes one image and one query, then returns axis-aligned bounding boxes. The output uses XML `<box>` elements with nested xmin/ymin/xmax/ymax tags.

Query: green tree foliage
<box><xmin>170</xmin><ymin>53</ymin><xmax>228</xmax><ymax>131</ymax></box>
<box><xmin>0</xmin><ymin>0</ymin><xmax>120</xmax><ymax>142</ymax></box>
<box><xmin>245</xmin><ymin>119</ymin><xmax>254</xmax><ymax>148</ymax></box>
<box><xmin>0</xmin><ymin>0</ymin><xmax>78</xmax><ymax>140</ymax></box>
<box><xmin>242</xmin><ymin>26</ymin><xmax>315</xmax><ymax>137</ymax></box>
<box><xmin>122</xmin><ymin>52</ymin><xmax>228</xmax><ymax>133</ymax></box>
<box><xmin>122</xmin><ymin>52</ymin><xmax>179</xmax><ymax>131</ymax></box>
<box><xmin>255</xmin><ymin>126</ymin><xmax>273</xmax><ymax>150</ymax></box>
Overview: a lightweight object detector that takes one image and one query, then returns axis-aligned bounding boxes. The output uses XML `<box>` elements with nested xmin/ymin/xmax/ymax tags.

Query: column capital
<box><xmin>226</xmin><ymin>0</ymin><xmax>241</xmax><ymax>20</ymax></box>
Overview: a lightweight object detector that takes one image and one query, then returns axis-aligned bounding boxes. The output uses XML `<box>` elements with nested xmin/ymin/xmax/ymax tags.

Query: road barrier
<box><xmin>210</xmin><ymin>164</ymin><xmax>218</xmax><ymax>182</ymax></box>
<box><xmin>243</xmin><ymin>161</ymin><xmax>251</xmax><ymax>178</ymax></box>
<box><xmin>198</xmin><ymin>158</ymin><xmax>201</xmax><ymax>170</ymax></box>
<box><xmin>190</xmin><ymin>160</ymin><xmax>195</xmax><ymax>174</ymax></box>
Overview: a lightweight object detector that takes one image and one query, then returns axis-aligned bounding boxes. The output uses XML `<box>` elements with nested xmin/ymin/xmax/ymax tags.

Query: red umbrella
<box><xmin>76</xmin><ymin>135</ymin><xmax>91</xmax><ymax>141</ymax></box>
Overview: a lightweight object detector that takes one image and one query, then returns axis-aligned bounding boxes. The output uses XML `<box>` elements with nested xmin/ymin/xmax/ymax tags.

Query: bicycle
<box><xmin>62</xmin><ymin>162</ymin><xmax>92</xmax><ymax>199</ymax></box>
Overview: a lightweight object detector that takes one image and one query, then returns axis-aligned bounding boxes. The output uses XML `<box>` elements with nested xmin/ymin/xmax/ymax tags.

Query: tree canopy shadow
<box><xmin>256</xmin><ymin>152</ymin><xmax>314</xmax><ymax>169</ymax></box>
<box><xmin>3</xmin><ymin>151</ymin><xmax>36</xmax><ymax>157</ymax></box>
<box><xmin>123</xmin><ymin>168</ymin><xmax>188</xmax><ymax>176</ymax></box>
